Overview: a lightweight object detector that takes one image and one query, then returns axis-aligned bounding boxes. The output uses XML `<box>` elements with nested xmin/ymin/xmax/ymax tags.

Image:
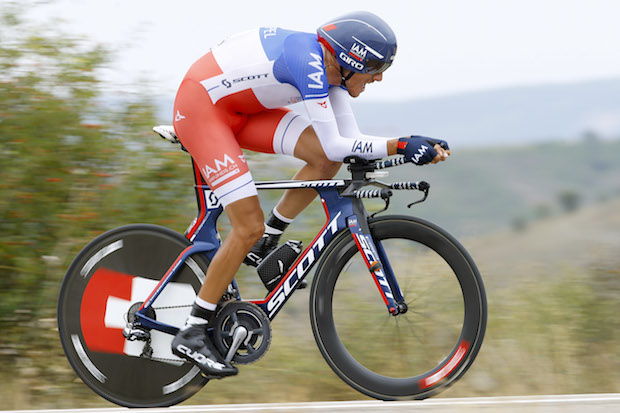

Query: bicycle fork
<box><xmin>347</xmin><ymin>206</ymin><xmax>406</xmax><ymax>316</ymax></box>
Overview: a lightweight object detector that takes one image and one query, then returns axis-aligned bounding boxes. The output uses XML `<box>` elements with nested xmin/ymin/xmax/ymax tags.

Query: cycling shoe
<box><xmin>171</xmin><ymin>325</ymin><xmax>238</xmax><ymax>378</ymax></box>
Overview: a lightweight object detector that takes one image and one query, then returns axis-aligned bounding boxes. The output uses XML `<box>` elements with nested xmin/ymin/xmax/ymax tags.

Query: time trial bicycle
<box><xmin>57</xmin><ymin>125</ymin><xmax>487</xmax><ymax>407</ymax></box>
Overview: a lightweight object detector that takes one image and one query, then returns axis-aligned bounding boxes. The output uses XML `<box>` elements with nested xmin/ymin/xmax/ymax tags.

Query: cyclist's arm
<box><xmin>304</xmin><ymin>96</ymin><xmax>394</xmax><ymax>161</ymax></box>
<box><xmin>329</xmin><ymin>86</ymin><xmax>363</xmax><ymax>137</ymax></box>
<box><xmin>279</xmin><ymin>33</ymin><xmax>397</xmax><ymax>161</ymax></box>
<box><xmin>328</xmin><ymin>86</ymin><xmax>400</xmax><ymax>156</ymax></box>
<box><xmin>329</xmin><ymin>86</ymin><xmax>453</xmax><ymax>161</ymax></box>
<box><xmin>328</xmin><ymin>87</ymin><xmax>383</xmax><ymax>139</ymax></box>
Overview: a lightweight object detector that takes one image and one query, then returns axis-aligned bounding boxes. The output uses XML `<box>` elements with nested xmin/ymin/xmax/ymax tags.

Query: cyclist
<box><xmin>171</xmin><ymin>11</ymin><xmax>450</xmax><ymax>377</ymax></box>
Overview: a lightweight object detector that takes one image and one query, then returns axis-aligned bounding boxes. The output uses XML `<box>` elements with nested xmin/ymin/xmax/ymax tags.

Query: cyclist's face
<box><xmin>346</xmin><ymin>72</ymin><xmax>383</xmax><ymax>97</ymax></box>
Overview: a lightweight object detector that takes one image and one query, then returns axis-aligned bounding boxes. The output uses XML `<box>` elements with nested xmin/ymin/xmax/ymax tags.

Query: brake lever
<box><xmin>370</xmin><ymin>191</ymin><xmax>391</xmax><ymax>218</ymax></box>
<box><xmin>407</xmin><ymin>181</ymin><xmax>430</xmax><ymax>208</ymax></box>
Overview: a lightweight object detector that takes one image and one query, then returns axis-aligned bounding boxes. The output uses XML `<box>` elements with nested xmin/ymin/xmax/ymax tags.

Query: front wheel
<box><xmin>57</xmin><ymin>224</ymin><xmax>210</xmax><ymax>407</ymax></box>
<box><xmin>310</xmin><ymin>215</ymin><xmax>487</xmax><ymax>400</ymax></box>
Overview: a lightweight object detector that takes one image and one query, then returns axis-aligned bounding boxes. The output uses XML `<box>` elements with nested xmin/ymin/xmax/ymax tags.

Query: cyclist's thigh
<box><xmin>173</xmin><ymin>79</ymin><xmax>256</xmax><ymax>207</ymax></box>
<box><xmin>237</xmin><ymin>109</ymin><xmax>310</xmax><ymax>157</ymax></box>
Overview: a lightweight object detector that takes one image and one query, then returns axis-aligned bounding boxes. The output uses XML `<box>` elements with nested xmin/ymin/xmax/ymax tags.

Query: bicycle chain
<box><xmin>137</xmin><ymin>299</ymin><xmax>235</xmax><ymax>364</ymax></box>
<box><xmin>151</xmin><ymin>304</ymin><xmax>192</xmax><ymax>310</ymax></box>
<box><xmin>148</xmin><ymin>355</ymin><xmax>191</xmax><ymax>364</ymax></box>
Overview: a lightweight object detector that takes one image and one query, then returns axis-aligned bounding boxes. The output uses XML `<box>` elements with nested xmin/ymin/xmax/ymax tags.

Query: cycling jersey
<box><xmin>173</xmin><ymin>27</ymin><xmax>391</xmax><ymax>206</ymax></box>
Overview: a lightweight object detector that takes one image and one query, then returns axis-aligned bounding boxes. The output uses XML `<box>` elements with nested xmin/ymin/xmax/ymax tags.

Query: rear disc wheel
<box><xmin>57</xmin><ymin>224</ymin><xmax>210</xmax><ymax>407</ymax></box>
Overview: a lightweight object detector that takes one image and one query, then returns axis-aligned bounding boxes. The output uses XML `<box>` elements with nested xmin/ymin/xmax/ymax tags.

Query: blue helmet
<box><xmin>317</xmin><ymin>11</ymin><xmax>397</xmax><ymax>75</ymax></box>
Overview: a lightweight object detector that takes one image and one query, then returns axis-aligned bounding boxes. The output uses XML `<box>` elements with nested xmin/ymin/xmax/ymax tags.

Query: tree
<box><xmin>0</xmin><ymin>4</ymin><xmax>194</xmax><ymax>349</ymax></box>
<box><xmin>557</xmin><ymin>190</ymin><xmax>581</xmax><ymax>213</ymax></box>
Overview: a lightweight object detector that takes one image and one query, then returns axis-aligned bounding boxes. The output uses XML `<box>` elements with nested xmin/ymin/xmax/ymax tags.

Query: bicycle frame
<box><xmin>135</xmin><ymin>160</ymin><xmax>406</xmax><ymax>335</ymax></box>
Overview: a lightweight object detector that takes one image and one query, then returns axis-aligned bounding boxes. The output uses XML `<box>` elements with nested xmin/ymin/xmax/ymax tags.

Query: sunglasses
<box><xmin>364</xmin><ymin>57</ymin><xmax>394</xmax><ymax>74</ymax></box>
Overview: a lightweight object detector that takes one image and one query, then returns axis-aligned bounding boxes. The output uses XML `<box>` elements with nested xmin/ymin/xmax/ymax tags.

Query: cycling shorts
<box><xmin>173</xmin><ymin>52</ymin><xmax>310</xmax><ymax>207</ymax></box>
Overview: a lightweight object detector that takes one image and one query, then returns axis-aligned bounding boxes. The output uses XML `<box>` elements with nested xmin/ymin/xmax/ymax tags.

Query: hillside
<box><xmin>351</xmin><ymin>77</ymin><xmax>620</xmax><ymax>147</ymax></box>
<box><xmin>442</xmin><ymin>196</ymin><xmax>620</xmax><ymax>398</ymax></box>
<box><xmin>364</xmin><ymin>138</ymin><xmax>620</xmax><ymax>238</ymax></box>
<box><xmin>466</xmin><ymin>196</ymin><xmax>620</xmax><ymax>290</ymax></box>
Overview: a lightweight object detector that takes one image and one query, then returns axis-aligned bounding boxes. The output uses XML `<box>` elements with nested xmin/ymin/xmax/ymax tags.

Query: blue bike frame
<box><xmin>136</xmin><ymin>163</ymin><xmax>405</xmax><ymax>335</ymax></box>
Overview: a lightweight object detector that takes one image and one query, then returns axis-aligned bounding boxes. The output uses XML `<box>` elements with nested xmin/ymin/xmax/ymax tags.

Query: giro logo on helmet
<box><xmin>339</xmin><ymin>52</ymin><xmax>364</xmax><ymax>71</ymax></box>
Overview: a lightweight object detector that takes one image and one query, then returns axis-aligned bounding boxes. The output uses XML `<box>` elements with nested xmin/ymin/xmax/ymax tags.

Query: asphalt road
<box><xmin>4</xmin><ymin>394</ymin><xmax>620</xmax><ymax>413</ymax></box>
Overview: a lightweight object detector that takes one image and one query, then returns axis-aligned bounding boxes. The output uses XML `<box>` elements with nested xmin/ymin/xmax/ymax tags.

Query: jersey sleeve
<box><xmin>276</xmin><ymin>33</ymin><xmax>391</xmax><ymax>162</ymax></box>
<box><xmin>328</xmin><ymin>86</ymin><xmax>362</xmax><ymax>137</ymax></box>
<box><xmin>304</xmin><ymin>94</ymin><xmax>390</xmax><ymax>161</ymax></box>
<box><xmin>273</xmin><ymin>33</ymin><xmax>330</xmax><ymax>100</ymax></box>
<box><xmin>328</xmin><ymin>86</ymin><xmax>393</xmax><ymax>142</ymax></box>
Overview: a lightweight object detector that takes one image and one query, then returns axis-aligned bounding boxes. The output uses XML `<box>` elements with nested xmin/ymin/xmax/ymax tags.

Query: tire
<box><xmin>57</xmin><ymin>224</ymin><xmax>210</xmax><ymax>407</ymax></box>
<box><xmin>310</xmin><ymin>215</ymin><xmax>486</xmax><ymax>400</ymax></box>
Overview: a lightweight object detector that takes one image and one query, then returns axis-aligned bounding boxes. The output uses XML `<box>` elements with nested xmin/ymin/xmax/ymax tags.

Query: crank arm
<box><xmin>224</xmin><ymin>325</ymin><xmax>248</xmax><ymax>363</ymax></box>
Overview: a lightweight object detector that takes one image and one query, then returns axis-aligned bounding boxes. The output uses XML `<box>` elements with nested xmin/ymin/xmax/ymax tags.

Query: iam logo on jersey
<box><xmin>201</xmin><ymin>154</ymin><xmax>240</xmax><ymax>187</ymax></box>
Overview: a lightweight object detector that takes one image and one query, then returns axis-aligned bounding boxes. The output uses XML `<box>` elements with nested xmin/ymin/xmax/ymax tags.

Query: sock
<box><xmin>182</xmin><ymin>297</ymin><xmax>217</xmax><ymax>330</ymax></box>
<box><xmin>264</xmin><ymin>208</ymin><xmax>293</xmax><ymax>238</ymax></box>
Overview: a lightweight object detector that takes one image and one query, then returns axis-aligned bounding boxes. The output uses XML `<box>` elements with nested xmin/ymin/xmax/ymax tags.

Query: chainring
<box><xmin>213</xmin><ymin>301</ymin><xmax>271</xmax><ymax>365</ymax></box>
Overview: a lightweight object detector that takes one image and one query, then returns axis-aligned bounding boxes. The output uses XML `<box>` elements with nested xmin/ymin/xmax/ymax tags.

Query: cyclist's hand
<box><xmin>424</xmin><ymin>137</ymin><xmax>451</xmax><ymax>164</ymax></box>
<box><xmin>397</xmin><ymin>136</ymin><xmax>451</xmax><ymax>165</ymax></box>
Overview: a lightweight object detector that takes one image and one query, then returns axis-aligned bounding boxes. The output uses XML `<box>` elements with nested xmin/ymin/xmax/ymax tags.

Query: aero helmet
<box><xmin>317</xmin><ymin>11</ymin><xmax>397</xmax><ymax>77</ymax></box>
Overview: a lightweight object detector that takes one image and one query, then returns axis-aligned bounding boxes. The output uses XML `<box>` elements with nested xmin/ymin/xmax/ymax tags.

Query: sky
<box><xmin>23</xmin><ymin>0</ymin><xmax>620</xmax><ymax>102</ymax></box>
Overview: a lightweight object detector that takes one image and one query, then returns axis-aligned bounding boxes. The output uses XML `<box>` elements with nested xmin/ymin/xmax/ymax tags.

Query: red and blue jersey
<box><xmin>173</xmin><ymin>27</ymin><xmax>391</xmax><ymax>206</ymax></box>
<box><xmin>199</xmin><ymin>28</ymin><xmax>328</xmax><ymax>108</ymax></box>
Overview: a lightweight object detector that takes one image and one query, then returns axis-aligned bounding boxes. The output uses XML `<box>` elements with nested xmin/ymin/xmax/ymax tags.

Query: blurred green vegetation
<box><xmin>0</xmin><ymin>4</ymin><xmax>194</xmax><ymax>344</ymax></box>
<box><xmin>0</xmin><ymin>5</ymin><xmax>201</xmax><ymax>399</ymax></box>
<box><xmin>1</xmin><ymin>3</ymin><xmax>620</xmax><ymax>409</ymax></box>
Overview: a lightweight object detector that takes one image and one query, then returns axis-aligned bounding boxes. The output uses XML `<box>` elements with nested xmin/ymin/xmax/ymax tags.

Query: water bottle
<box><xmin>256</xmin><ymin>240</ymin><xmax>303</xmax><ymax>291</ymax></box>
